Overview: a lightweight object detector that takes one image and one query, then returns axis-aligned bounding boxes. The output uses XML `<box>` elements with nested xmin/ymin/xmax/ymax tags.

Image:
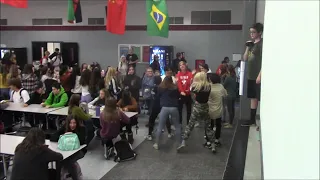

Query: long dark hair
<box><xmin>70</xmin><ymin>66</ymin><xmax>81</xmax><ymax>89</ymax></box>
<box><xmin>89</xmin><ymin>67</ymin><xmax>101</xmax><ymax>94</ymax></box>
<box><xmin>68</xmin><ymin>94</ymin><xmax>81</xmax><ymax>114</ymax></box>
<box><xmin>22</xmin><ymin>64</ymin><xmax>34</xmax><ymax>74</ymax></box>
<box><xmin>121</xmin><ymin>90</ymin><xmax>132</xmax><ymax>107</ymax></box>
<box><xmin>103</xmin><ymin>97</ymin><xmax>120</xmax><ymax>122</ymax></box>
<box><xmin>79</xmin><ymin>69</ymin><xmax>91</xmax><ymax>86</ymax></box>
<box><xmin>65</xmin><ymin>115</ymin><xmax>81</xmax><ymax>132</ymax></box>
<box><xmin>15</xmin><ymin>128</ymin><xmax>46</xmax><ymax>153</ymax></box>
<box><xmin>159</xmin><ymin>76</ymin><xmax>175</xmax><ymax>89</ymax></box>
<box><xmin>59</xmin><ymin>65</ymin><xmax>69</xmax><ymax>76</ymax></box>
<box><xmin>228</xmin><ymin>64</ymin><xmax>236</xmax><ymax>77</ymax></box>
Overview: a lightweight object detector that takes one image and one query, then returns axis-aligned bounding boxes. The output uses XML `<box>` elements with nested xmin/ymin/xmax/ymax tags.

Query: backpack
<box><xmin>58</xmin><ymin>133</ymin><xmax>80</xmax><ymax>151</ymax></box>
<box><xmin>60</xmin><ymin>162</ymin><xmax>83</xmax><ymax>180</ymax></box>
<box><xmin>113</xmin><ymin>140</ymin><xmax>137</xmax><ymax>162</ymax></box>
<box><xmin>11</xmin><ymin>88</ymin><xmax>27</xmax><ymax>102</ymax></box>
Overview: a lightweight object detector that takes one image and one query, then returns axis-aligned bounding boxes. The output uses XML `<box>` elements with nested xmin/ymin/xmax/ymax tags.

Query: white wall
<box><xmin>261</xmin><ymin>1</ymin><xmax>319</xmax><ymax>179</ymax></box>
<box><xmin>0</xmin><ymin>0</ymin><xmax>243</xmax><ymax>26</ymax></box>
<box><xmin>256</xmin><ymin>0</ymin><xmax>265</xmax><ymax>23</ymax></box>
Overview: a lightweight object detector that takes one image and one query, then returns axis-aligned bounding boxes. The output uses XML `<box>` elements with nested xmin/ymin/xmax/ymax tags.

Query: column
<box><xmin>239</xmin><ymin>0</ymin><xmax>257</xmax><ymax>121</ymax></box>
<box><xmin>261</xmin><ymin>1</ymin><xmax>319</xmax><ymax>179</ymax></box>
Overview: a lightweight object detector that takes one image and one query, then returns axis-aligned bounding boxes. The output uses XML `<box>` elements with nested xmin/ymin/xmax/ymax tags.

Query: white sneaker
<box><xmin>177</xmin><ymin>141</ymin><xmax>186</xmax><ymax>152</ymax></box>
<box><xmin>211</xmin><ymin>145</ymin><xmax>217</xmax><ymax>154</ymax></box>
<box><xmin>153</xmin><ymin>143</ymin><xmax>159</xmax><ymax>150</ymax></box>
<box><xmin>145</xmin><ymin>135</ymin><xmax>152</xmax><ymax>141</ymax></box>
<box><xmin>194</xmin><ymin>122</ymin><xmax>200</xmax><ymax>127</ymax></box>
<box><xmin>168</xmin><ymin>133</ymin><xmax>174</xmax><ymax>138</ymax></box>
<box><xmin>171</xmin><ymin>125</ymin><xmax>176</xmax><ymax>131</ymax></box>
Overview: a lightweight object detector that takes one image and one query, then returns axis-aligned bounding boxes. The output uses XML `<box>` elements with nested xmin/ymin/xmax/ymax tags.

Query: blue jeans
<box><xmin>0</xmin><ymin>88</ymin><xmax>10</xmax><ymax>100</ymax></box>
<box><xmin>156</xmin><ymin>107</ymin><xmax>182</xmax><ymax>145</ymax></box>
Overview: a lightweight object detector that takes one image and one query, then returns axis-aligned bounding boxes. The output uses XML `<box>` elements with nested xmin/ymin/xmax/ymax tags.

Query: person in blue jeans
<box><xmin>153</xmin><ymin>76</ymin><xmax>185</xmax><ymax>152</ymax></box>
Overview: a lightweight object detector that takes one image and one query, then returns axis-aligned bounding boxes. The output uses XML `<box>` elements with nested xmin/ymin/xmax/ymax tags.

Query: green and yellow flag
<box><xmin>146</xmin><ymin>0</ymin><xmax>169</xmax><ymax>38</ymax></box>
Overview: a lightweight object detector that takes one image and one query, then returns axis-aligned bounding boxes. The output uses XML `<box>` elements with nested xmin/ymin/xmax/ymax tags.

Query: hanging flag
<box><xmin>67</xmin><ymin>0</ymin><xmax>82</xmax><ymax>23</ymax></box>
<box><xmin>146</xmin><ymin>0</ymin><xmax>169</xmax><ymax>38</ymax></box>
<box><xmin>0</xmin><ymin>0</ymin><xmax>27</xmax><ymax>8</ymax></box>
<box><xmin>106</xmin><ymin>0</ymin><xmax>127</xmax><ymax>35</ymax></box>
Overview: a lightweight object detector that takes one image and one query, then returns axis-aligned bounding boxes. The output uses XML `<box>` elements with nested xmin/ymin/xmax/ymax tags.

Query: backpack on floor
<box><xmin>60</xmin><ymin>162</ymin><xmax>83</xmax><ymax>180</ymax></box>
<box><xmin>113</xmin><ymin>140</ymin><xmax>137</xmax><ymax>162</ymax></box>
<box><xmin>58</xmin><ymin>132</ymin><xmax>80</xmax><ymax>151</ymax></box>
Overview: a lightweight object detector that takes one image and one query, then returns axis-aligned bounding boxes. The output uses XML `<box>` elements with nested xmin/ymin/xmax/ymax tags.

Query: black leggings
<box><xmin>178</xmin><ymin>95</ymin><xmax>192</xmax><ymax>124</ymax></box>
<box><xmin>148</xmin><ymin>106</ymin><xmax>171</xmax><ymax>135</ymax></box>
<box><xmin>205</xmin><ymin>118</ymin><xmax>222</xmax><ymax>141</ymax></box>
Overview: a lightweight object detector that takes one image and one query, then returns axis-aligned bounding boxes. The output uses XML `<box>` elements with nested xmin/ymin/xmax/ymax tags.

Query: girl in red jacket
<box><xmin>175</xmin><ymin>61</ymin><xmax>193</xmax><ymax>124</ymax></box>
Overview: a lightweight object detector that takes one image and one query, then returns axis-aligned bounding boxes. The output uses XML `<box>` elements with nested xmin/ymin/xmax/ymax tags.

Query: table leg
<box><xmin>46</xmin><ymin>115</ymin><xmax>49</xmax><ymax>130</ymax></box>
<box><xmin>55</xmin><ymin>161</ymin><xmax>61</xmax><ymax>180</ymax></box>
<box><xmin>2</xmin><ymin>155</ymin><xmax>7</xmax><ymax>179</ymax></box>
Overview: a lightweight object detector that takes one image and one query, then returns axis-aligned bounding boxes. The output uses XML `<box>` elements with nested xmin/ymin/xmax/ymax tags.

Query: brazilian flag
<box><xmin>146</xmin><ymin>0</ymin><xmax>169</xmax><ymax>38</ymax></box>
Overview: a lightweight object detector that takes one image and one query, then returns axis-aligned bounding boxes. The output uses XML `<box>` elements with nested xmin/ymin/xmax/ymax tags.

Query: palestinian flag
<box><xmin>68</xmin><ymin>0</ymin><xmax>82</xmax><ymax>23</ymax></box>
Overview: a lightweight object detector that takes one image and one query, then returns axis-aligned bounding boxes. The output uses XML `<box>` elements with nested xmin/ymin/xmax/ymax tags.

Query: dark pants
<box><xmin>226</xmin><ymin>98</ymin><xmax>235</xmax><ymax>124</ymax></box>
<box><xmin>25</xmin><ymin>113</ymin><xmax>46</xmax><ymax>127</ymax></box>
<box><xmin>62</xmin><ymin>151</ymin><xmax>84</xmax><ymax>180</ymax></box>
<box><xmin>83</xmin><ymin>119</ymin><xmax>95</xmax><ymax>145</ymax></box>
<box><xmin>148</xmin><ymin>106</ymin><xmax>171</xmax><ymax>136</ymax></box>
<box><xmin>205</xmin><ymin>118</ymin><xmax>222</xmax><ymax>141</ymax></box>
<box><xmin>120</xmin><ymin>121</ymin><xmax>132</xmax><ymax>134</ymax></box>
<box><xmin>178</xmin><ymin>95</ymin><xmax>192</xmax><ymax>124</ymax></box>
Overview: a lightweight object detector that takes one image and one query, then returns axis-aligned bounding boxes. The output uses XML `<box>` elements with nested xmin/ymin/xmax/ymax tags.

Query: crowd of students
<box><xmin>0</xmin><ymin>22</ymin><xmax>264</xmax><ymax>180</ymax></box>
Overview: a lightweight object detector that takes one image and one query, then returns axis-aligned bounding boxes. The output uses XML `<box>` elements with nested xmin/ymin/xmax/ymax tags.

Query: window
<box><xmin>0</xmin><ymin>19</ymin><xmax>8</xmax><ymax>25</ymax></box>
<box><xmin>211</xmin><ymin>11</ymin><xmax>231</xmax><ymax>24</ymax></box>
<box><xmin>191</xmin><ymin>10</ymin><xmax>231</xmax><ymax>24</ymax></box>
<box><xmin>88</xmin><ymin>18</ymin><xmax>105</xmax><ymax>25</ymax></box>
<box><xmin>169</xmin><ymin>17</ymin><xmax>184</xmax><ymax>24</ymax></box>
<box><xmin>32</xmin><ymin>18</ymin><xmax>63</xmax><ymax>25</ymax></box>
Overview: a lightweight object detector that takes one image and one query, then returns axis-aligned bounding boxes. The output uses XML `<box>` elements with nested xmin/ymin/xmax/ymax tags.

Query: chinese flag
<box><xmin>106</xmin><ymin>0</ymin><xmax>127</xmax><ymax>35</ymax></box>
<box><xmin>0</xmin><ymin>0</ymin><xmax>27</xmax><ymax>8</ymax></box>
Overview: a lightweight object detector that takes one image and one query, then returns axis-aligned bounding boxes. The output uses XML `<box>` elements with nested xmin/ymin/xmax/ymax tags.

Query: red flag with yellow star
<box><xmin>0</xmin><ymin>0</ymin><xmax>27</xmax><ymax>8</ymax></box>
<box><xmin>106</xmin><ymin>0</ymin><xmax>127</xmax><ymax>35</ymax></box>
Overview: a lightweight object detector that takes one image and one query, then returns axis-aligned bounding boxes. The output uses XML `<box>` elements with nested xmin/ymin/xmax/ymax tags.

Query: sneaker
<box><xmin>194</xmin><ymin>122</ymin><xmax>200</xmax><ymax>127</ymax></box>
<box><xmin>211</xmin><ymin>145</ymin><xmax>217</xmax><ymax>154</ymax></box>
<box><xmin>153</xmin><ymin>143</ymin><xmax>159</xmax><ymax>150</ymax></box>
<box><xmin>104</xmin><ymin>146</ymin><xmax>113</xmax><ymax>160</ymax></box>
<box><xmin>145</xmin><ymin>135</ymin><xmax>152</xmax><ymax>141</ymax></box>
<box><xmin>224</xmin><ymin>124</ymin><xmax>233</xmax><ymax>128</ymax></box>
<box><xmin>161</xmin><ymin>129</ymin><xmax>165</xmax><ymax>133</ymax></box>
<box><xmin>168</xmin><ymin>133</ymin><xmax>174</xmax><ymax>138</ymax></box>
<box><xmin>171</xmin><ymin>125</ymin><xmax>176</xmax><ymax>131</ymax></box>
<box><xmin>203</xmin><ymin>142</ymin><xmax>212</xmax><ymax>149</ymax></box>
<box><xmin>241</xmin><ymin>121</ymin><xmax>255</xmax><ymax>127</ymax></box>
<box><xmin>177</xmin><ymin>142</ymin><xmax>185</xmax><ymax>152</ymax></box>
<box><xmin>214</xmin><ymin>140</ymin><xmax>221</xmax><ymax>147</ymax></box>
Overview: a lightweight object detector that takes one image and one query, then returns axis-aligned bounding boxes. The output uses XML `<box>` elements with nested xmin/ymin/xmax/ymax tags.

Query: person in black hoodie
<box><xmin>145</xmin><ymin>75</ymin><xmax>172</xmax><ymax>140</ymax></box>
<box><xmin>50</xmin><ymin>115</ymin><xmax>86</xmax><ymax>180</ymax></box>
<box><xmin>24</xmin><ymin>81</ymin><xmax>48</xmax><ymax>127</ymax></box>
<box><xmin>123</xmin><ymin>65</ymin><xmax>141</xmax><ymax>102</ymax></box>
<box><xmin>153</xmin><ymin>76</ymin><xmax>185</xmax><ymax>151</ymax></box>
<box><xmin>150</xmin><ymin>55</ymin><xmax>160</xmax><ymax>72</ymax></box>
<box><xmin>11</xmin><ymin>128</ymin><xmax>63</xmax><ymax>180</ymax></box>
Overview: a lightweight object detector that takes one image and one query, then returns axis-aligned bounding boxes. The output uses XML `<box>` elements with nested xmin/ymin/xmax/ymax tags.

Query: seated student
<box><xmin>116</xmin><ymin>90</ymin><xmax>138</xmax><ymax>144</ymax></box>
<box><xmin>8</xmin><ymin>78</ymin><xmax>30</xmax><ymax>104</ymax></box>
<box><xmin>99</xmin><ymin>97</ymin><xmax>130</xmax><ymax>159</ymax></box>
<box><xmin>11</xmin><ymin>128</ymin><xmax>63</xmax><ymax>180</ymax></box>
<box><xmin>68</xmin><ymin>94</ymin><xmax>94</xmax><ymax>145</ymax></box>
<box><xmin>6</xmin><ymin>78</ymin><xmax>30</xmax><ymax>130</ymax></box>
<box><xmin>24</xmin><ymin>81</ymin><xmax>48</xmax><ymax>127</ymax></box>
<box><xmin>88</xmin><ymin>89</ymin><xmax>109</xmax><ymax>108</ymax></box>
<box><xmin>50</xmin><ymin>115</ymin><xmax>86</xmax><ymax>180</ymax></box>
<box><xmin>42</xmin><ymin>82</ymin><xmax>68</xmax><ymax>108</ymax></box>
